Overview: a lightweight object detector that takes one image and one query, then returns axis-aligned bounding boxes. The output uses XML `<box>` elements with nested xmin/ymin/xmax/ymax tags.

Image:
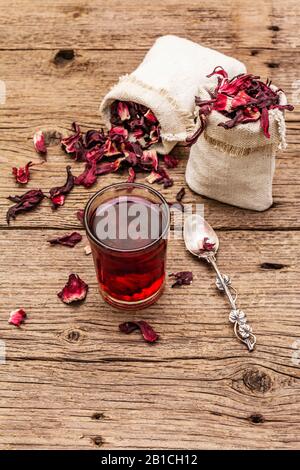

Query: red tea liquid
<box><xmin>89</xmin><ymin>195</ymin><xmax>168</xmax><ymax>307</ymax></box>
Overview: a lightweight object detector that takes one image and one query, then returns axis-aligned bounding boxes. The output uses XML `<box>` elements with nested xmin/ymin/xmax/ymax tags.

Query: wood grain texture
<box><xmin>0</xmin><ymin>0</ymin><xmax>299</xmax><ymax>450</ymax></box>
<box><xmin>0</xmin><ymin>229</ymin><xmax>300</xmax><ymax>449</ymax></box>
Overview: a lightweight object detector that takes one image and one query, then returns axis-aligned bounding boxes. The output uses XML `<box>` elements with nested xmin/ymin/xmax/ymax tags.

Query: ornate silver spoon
<box><xmin>184</xmin><ymin>214</ymin><xmax>256</xmax><ymax>351</ymax></box>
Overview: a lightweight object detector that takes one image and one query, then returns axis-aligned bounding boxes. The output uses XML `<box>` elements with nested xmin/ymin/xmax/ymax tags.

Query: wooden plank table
<box><xmin>0</xmin><ymin>0</ymin><xmax>299</xmax><ymax>450</ymax></box>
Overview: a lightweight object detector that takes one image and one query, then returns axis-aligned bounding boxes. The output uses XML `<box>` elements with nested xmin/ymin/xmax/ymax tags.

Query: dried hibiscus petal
<box><xmin>119</xmin><ymin>320</ymin><xmax>159</xmax><ymax>343</ymax></box>
<box><xmin>127</xmin><ymin>167</ymin><xmax>136</xmax><ymax>183</ymax></box>
<box><xmin>85</xmin><ymin>146</ymin><xmax>105</xmax><ymax>164</ymax></box>
<box><xmin>169</xmin><ymin>271</ymin><xmax>193</xmax><ymax>288</ymax></box>
<box><xmin>49</xmin><ymin>165</ymin><xmax>74</xmax><ymax>208</ymax></box>
<box><xmin>8</xmin><ymin>308</ymin><xmax>27</xmax><ymax>327</ymax></box>
<box><xmin>6</xmin><ymin>189</ymin><xmax>45</xmax><ymax>224</ymax></box>
<box><xmin>109</xmin><ymin>126</ymin><xmax>128</xmax><ymax>142</ymax></box>
<box><xmin>144</xmin><ymin>109</ymin><xmax>157</xmax><ymax>123</ymax></box>
<box><xmin>12</xmin><ymin>161</ymin><xmax>34</xmax><ymax>184</ymax></box>
<box><xmin>58</xmin><ymin>273</ymin><xmax>88</xmax><ymax>304</ymax></box>
<box><xmin>75</xmin><ymin>161</ymin><xmax>97</xmax><ymax>188</ymax></box>
<box><xmin>48</xmin><ymin>232</ymin><xmax>82</xmax><ymax>247</ymax></box>
<box><xmin>33</xmin><ymin>131</ymin><xmax>47</xmax><ymax>156</ymax></box>
<box><xmin>61</xmin><ymin>122</ymin><xmax>85</xmax><ymax>161</ymax></box>
<box><xmin>96</xmin><ymin>157</ymin><xmax>125</xmax><ymax>176</ymax></box>
<box><xmin>76</xmin><ymin>209</ymin><xmax>84</xmax><ymax>224</ymax></box>
<box><xmin>199</xmin><ymin>237</ymin><xmax>216</xmax><ymax>253</ymax></box>
<box><xmin>84</xmin><ymin>129</ymin><xmax>106</xmax><ymax>149</ymax></box>
<box><xmin>156</xmin><ymin>167</ymin><xmax>173</xmax><ymax>188</ymax></box>
<box><xmin>176</xmin><ymin>187</ymin><xmax>186</xmax><ymax>202</ymax></box>
<box><xmin>140</xmin><ymin>149</ymin><xmax>158</xmax><ymax>171</ymax></box>
<box><xmin>164</xmin><ymin>154</ymin><xmax>178</xmax><ymax>169</ymax></box>
<box><xmin>117</xmin><ymin>101</ymin><xmax>130</xmax><ymax>121</ymax></box>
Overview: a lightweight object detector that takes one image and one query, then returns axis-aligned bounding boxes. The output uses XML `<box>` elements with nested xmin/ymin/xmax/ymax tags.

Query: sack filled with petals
<box><xmin>185</xmin><ymin>67</ymin><xmax>293</xmax><ymax>211</ymax></box>
<box><xmin>100</xmin><ymin>35</ymin><xmax>246</xmax><ymax>154</ymax></box>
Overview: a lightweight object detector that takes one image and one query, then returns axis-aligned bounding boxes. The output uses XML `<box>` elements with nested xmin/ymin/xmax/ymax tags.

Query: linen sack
<box><xmin>100</xmin><ymin>35</ymin><xmax>246</xmax><ymax>154</ymax></box>
<box><xmin>185</xmin><ymin>86</ymin><xmax>288</xmax><ymax>211</ymax></box>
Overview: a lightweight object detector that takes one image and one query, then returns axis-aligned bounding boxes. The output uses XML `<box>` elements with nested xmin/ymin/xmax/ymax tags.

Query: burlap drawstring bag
<box><xmin>100</xmin><ymin>35</ymin><xmax>246</xmax><ymax>154</ymax></box>
<box><xmin>185</xmin><ymin>86</ymin><xmax>288</xmax><ymax>211</ymax></box>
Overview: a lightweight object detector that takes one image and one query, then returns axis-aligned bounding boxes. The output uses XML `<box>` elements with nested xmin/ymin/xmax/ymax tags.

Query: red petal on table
<box><xmin>6</xmin><ymin>189</ymin><xmax>45</xmax><ymax>224</ymax></box>
<box><xmin>164</xmin><ymin>154</ymin><xmax>178</xmax><ymax>169</ymax></box>
<box><xmin>12</xmin><ymin>161</ymin><xmax>33</xmax><ymax>184</ymax></box>
<box><xmin>51</xmin><ymin>194</ymin><xmax>65</xmax><ymax>207</ymax></box>
<box><xmin>156</xmin><ymin>167</ymin><xmax>173</xmax><ymax>188</ymax></box>
<box><xmin>127</xmin><ymin>167</ymin><xmax>136</xmax><ymax>183</ymax></box>
<box><xmin>57</xmin><ymin>273</ymin><xmax>88</xmax><ymax>304</ymax></box>
<box><xmin>119</xmin><ymin>321</ymin><xmax>159</xmax><ymax>343</ymax></box>
<box><xmin>76</xmin><ymin>209</ymin><xmax>84</xmax><ymax>224</ymax></box>
<box><xmin>33</xmin><ymin>130</ymin><xmax>47</xmax><ymax>156</ymax></box>
<box><xmin>8</xmin><ymin>308</ymin><xmax>27</xmax><ymax>327</ymax></box>
<box><xmin>48</xmin><ymin>232</ymin><xmax>82</xmax><ymax>247</ymax></box>
<box><xmin>169</xmin><ymin>271</ymin><xmax>193</xmax><ymax>288</ymax></box>
<box><xmin>49</xmin><ymin>165</ymin><xmax>75</xmax><ymax>208</ymax></box>
<box><xmin>176</xmin><ymin>187</ymin><xmax>185</xmax><ymax>202</ymax></box>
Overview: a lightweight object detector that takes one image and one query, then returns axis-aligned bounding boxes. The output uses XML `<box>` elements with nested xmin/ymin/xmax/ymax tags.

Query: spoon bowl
<box><xmin>184</xmin><ymin>214</ymin><xmax>219</xmax><ymax>257</ymax></box>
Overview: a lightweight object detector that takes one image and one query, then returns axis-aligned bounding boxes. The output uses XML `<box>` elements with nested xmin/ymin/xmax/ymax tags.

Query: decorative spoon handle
<box><xmin>207</xmin><ymin>255</ymin><xmax>256</xmax><ymax>351</ymax></box>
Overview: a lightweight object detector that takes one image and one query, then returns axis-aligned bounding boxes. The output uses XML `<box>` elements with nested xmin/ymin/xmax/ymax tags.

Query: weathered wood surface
<box><xmin>0</xmin><ymin>0</ymin><xmax>299</xmax><ymax>450</ymax></box>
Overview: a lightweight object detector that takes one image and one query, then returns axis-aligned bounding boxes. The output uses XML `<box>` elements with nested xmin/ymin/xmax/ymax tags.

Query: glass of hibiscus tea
<box><xmin>84</xmin><ymin>182</ymin><xmax>170</xmax><ymax>309</ymax></box>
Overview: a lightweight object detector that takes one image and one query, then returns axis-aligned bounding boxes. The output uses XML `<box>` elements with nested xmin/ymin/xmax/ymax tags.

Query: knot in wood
<box><xmin>243</xmin><ymin>369</ymin><xmax>272</xmax><ymax>393</ymax></box>
<box><xmin>54</xmin><ymin>49</ymin><xmax>75</xmax><ymax>65</ymax></box>
<box><xmin>248</xmin><ymin>413</ymin><xmax>265</xmax><ymax>424</ymax></box>
<box><xmin>91</xmin><ymin>436</ymin><xmax>104</xmax><ymax>447</ymax></box>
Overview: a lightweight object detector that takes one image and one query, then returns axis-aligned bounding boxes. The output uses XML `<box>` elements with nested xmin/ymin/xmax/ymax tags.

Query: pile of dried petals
<box><xmin>110</xmin><ymin>100</ymin><xmax>161</xmax><ymax>148</ymax></box>
<box><xmin>187</xmin><ymin>66</ymin><xmax>294</xmax><ymax>145</ymax></box>
<box><xmin>7</xmin><ymin>102</ymin><xmax>177</xmax><ymax>223</ymax></box>
<box><xmin>61</xmin><ymin>101</ymin><xmax>176</xmax><ymax>189</ymax></box>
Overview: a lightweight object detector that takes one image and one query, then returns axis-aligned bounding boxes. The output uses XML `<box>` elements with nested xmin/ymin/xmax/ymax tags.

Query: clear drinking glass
<box><xmin>84</xmin><ymin>182</ymin><xmax>170</xmax><ymax>310</ymax></box>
